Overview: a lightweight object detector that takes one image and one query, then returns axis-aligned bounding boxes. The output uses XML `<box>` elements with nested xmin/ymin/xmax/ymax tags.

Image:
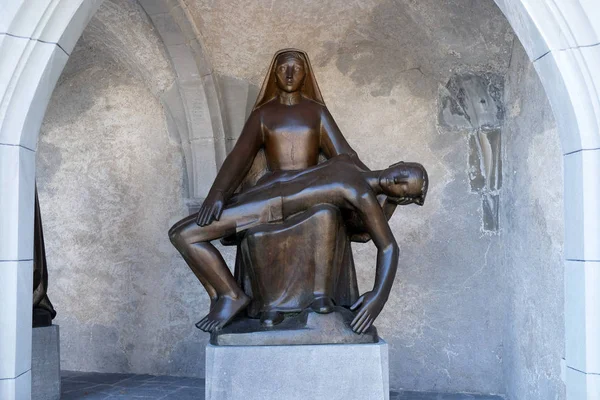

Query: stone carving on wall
<box><xmin>33</xmin><ymin>185</ymin><xmax>57</xmax><ymax>327</ymax></box>
<box><xmin>169</xmin><ymin>49</ymin><xmax>428</xmax><ymax>345</ymax></box>
<box><xmin>438</xmin><ymin>73</ymin><xmax>504</xmax><ymax>232</ymax></box>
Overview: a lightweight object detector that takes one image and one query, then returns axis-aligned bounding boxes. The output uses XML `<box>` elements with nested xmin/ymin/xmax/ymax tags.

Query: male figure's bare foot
<box><xmin>310</xmin><ymin>296</ymin><xmax>335</xmax><ymax>314</ymax></box>
<box><xmin>195</xmin><ymin>292</ymin><xmax>250</xmax><ymax>332</ymax></box>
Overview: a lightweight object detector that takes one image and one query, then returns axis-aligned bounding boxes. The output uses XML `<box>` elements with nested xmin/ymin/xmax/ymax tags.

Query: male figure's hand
<box><xmin>350</xmin><ymin>291</ymin><xmax>387</xmax><ymax>334</ymax></box>
<box><xmin>196</xmin><ymin>190</ymin><xmax>225</xmax><ymax>226</ymax></box>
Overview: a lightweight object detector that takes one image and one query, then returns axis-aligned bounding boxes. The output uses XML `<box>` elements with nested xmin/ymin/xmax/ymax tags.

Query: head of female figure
<box><xmin>274</xmin><ymin>51</ymin><xmax>306</xmax><ymax>93</ymax></box>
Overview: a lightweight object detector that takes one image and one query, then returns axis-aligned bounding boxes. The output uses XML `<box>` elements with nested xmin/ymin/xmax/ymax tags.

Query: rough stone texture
<box><xmin>205</xmin><ymin>340</ymin><xmax>389</xmax><ymax>400</ymax></box>
<box><xmin>65</xmin><ymin>0</ymin><xmax>175</xmax><ymax>97</ymax></box>
<box><xmin>62</xmin><ymin>0</ymin><xmax>219</xmax><ymax>203</ymax></box>
<box><xmin>31</xmin><ymin>325</ymin><xmax>61</xmax><ymax>400</ymax></box>
<box><xmin>36</xmin><ymin>40</ymin><xmax>217</xmax><ymax>378</ymax></box>
<box><xmin>500</xmin><ymin>40</ymin><xmax>566</xmax><ymax>400</ymax></box>
<box><xmin>184</xmin><ymin>0</ymin><xmax>514</xmax><ymax>85</ymax></box>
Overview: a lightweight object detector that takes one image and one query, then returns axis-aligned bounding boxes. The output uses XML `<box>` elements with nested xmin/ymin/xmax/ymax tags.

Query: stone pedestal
<box><xmin>31</xmin><ymin>325</ymin><xmax>60</xmax><ymax>400</ymax></box>
<box><xmin>205</xmin><ymin>338</ymin><xmax>389</xmax><ymax>400</ymax></box>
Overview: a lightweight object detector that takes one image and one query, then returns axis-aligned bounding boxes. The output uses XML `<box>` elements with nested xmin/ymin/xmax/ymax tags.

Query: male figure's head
<box><xmin>378</xmin><ymin>161</ymin><xmax>428</xmax><ymax>205</ymax></box>
<box><xmin>274</xmin><ymin>51</ymin><xmax>306</xmax><ymax>93</ymax></box>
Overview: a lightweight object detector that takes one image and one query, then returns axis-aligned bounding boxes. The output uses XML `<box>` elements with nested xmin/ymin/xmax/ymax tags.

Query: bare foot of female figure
<box><xmin>195</xmin><ymin>293</ymin><xmax>251</xmax><ymax>332</ymax></box>
<box><xmin>260</xmin><ymin>311</ymin><xmax>285</xmax><ymax>327</ymax></box>
<box><xmin>310</xmin><ymin>296</ymin><xmax>335</xmax><ymax>314</ymax></box>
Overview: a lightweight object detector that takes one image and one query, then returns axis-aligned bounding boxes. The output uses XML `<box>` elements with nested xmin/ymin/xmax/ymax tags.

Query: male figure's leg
<box><xmin>169</xmin><ymin>209</ymin><xmax>248</xmax><ymax>331</ymax></box>
<box><xmin>169</xmin><ymin>215</ymin><xmax>236</xmax><ymax>291</ymax></box>
<box><xmin>169</xmin><ymin>197</ymin><xmax>279</xmax><ymax>332</ymax></box>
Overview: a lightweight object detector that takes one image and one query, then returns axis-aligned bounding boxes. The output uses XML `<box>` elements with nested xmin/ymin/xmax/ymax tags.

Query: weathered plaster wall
<box><xmin>37</xmin><ymin>59</ymin><xmax>210</xmax><ymax>376</ymax></box>
<box><xmin>36</xmin><ymin>0</ymin><xmax>217</xmax><ymax>377</ymax></box>
<box><xmin>67</xmin><ymin>0</ymin><xmax>175</xmax><ymax>97</ymax></box>
<box><xmin>501</xmin><ymin>41</ymin><xmax>565</xmax><ymax>400</ymax></box>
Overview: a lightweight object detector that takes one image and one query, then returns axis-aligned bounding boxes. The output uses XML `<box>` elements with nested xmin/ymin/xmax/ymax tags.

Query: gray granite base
<box><xmin>32</xmin><ymin>325</ymin><xmax>60</xmax><ymax>400</ymax></box>
<box><xmin>206</xmin><ymin>338</ymin><xmax>389</xmax><ymax>400</ymax></box>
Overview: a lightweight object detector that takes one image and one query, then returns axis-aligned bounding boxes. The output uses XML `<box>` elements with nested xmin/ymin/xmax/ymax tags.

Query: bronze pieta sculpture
<box><xmin>169</xmin><ymin>49</ymin><xmax>428</xmax><ymax>343</ymax></box>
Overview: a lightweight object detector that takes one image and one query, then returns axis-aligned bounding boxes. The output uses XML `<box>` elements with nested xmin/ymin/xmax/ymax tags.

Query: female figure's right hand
<box><xmin>196</xmin><ymin>190</ymin><xmax>226</xmax><ymax>226</ymax></box>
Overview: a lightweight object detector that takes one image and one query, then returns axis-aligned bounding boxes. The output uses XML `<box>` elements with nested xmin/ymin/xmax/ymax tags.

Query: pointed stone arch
<box><xmin>494</xmin><ymin>1</ymin><xmax>600</xmax><ymax>397</ymax></box>
<box><xmin>0</xmin><ymin>1</ymin><xmax>225</xmax><ymax>397</ymax></box>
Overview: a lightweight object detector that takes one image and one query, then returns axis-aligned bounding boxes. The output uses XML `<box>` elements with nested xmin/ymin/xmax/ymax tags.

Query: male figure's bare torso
<box><xmin>229</xmin><ymin>155</ymin><xmax>371</xmax><ymax>221</ymax></box>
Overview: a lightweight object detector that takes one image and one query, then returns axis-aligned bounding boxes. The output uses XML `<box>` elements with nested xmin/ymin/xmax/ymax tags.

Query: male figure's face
<box><xmin>380</xmin><ymin>162</ymin><xmax>427</xmax><ymax>205</ymax></box>
<box><xmin>274</xmin><ymin>53</ymin><xmax>306</xmax><ymax>93</ymax></box>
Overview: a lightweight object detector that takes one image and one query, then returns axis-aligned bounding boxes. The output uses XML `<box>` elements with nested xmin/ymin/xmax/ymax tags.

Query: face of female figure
<box><xmin>274</xmin><ymin>53</ymin><xmax>306</xmax><ymax>93</ymax></box>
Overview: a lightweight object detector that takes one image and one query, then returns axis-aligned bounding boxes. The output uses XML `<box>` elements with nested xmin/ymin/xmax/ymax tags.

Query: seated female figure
<box><xmin>169</xmin><ymin>49</ymin><xmax>379</xmax><ymax>333</ymax></box>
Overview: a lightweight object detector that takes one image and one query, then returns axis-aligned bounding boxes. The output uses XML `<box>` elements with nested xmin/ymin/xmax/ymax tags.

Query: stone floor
<box><xmin>61</xmin><ymin>371</ymin><xmax>504</xmax><ymax>399</ymax></box>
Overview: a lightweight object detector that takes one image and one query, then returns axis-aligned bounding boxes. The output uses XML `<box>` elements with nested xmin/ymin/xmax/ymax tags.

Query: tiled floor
<box><xmin>61</xmin><ymin>371</ymin><xmax>504</xmax><ymax>399</ymax></box>
<box><xmin>61</xmin><ymin>371</ymin><xmax>203</xmax><ymax>399</ymax></box>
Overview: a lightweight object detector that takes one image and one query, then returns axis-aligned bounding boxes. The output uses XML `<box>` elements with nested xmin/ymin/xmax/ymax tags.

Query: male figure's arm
<box><xmin>346</xmin><ymin>195</ymin><xmax>398</xmax><ymax>243</ymax></box>
<box><xmin>348</xmin><ymin>189</ymin><xmax>399</xmax><ymax>333</ymax></box>
<box><xmin>197</xmin><ymin>110</ymin><xmax>263</xmax><ymax>226</ymax></box>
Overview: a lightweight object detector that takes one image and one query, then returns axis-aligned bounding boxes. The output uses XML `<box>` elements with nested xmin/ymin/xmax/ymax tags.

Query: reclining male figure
<box><xmin>169</xmin><ymin>154</ymin><xmax>428</xmax><ymax>334</ymax></box>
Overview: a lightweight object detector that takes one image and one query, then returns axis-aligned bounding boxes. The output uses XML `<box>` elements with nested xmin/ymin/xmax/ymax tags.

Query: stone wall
<box><xmin>36</xmin><ymin>0</ymin><xmax>565</xmax><ymax>396</ymax></box>
<box><xmin>500</xmin><ymin>41</ymin><xmax>565</xmax><ymax>400</ymax></box>
<box><xmin>36</xmin><ymin>0</ymin><xmax>216</xmax><ymax>377</ymax></box>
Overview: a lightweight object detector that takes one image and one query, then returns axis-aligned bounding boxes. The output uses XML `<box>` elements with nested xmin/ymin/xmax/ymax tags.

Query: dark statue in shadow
<box><xmin>33</xmin><ymin>185</ymin><xmax>57</xmax><ymax>327</ymax></box>
<box><xmin>169</xmin><ymin>49</ymin><xmax>428</xmax><ymax>345</ymax></box>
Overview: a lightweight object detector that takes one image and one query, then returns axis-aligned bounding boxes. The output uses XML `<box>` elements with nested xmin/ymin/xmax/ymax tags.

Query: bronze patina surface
<box><xmin>169</xmin><ymin>49</ymin><xmax>428</xmax><ymax>343</ymax></box>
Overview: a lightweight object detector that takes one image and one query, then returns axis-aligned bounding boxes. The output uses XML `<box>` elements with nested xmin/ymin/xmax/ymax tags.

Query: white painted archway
<box><xmin>493</xmin><ymin>1</ymin><xmax>600</xmax><ymax>398</ymax></box>
<box><xmin>0</xmin><ymin>0</ymin><xmax>598</xmax><ymax>398</ymax></box>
